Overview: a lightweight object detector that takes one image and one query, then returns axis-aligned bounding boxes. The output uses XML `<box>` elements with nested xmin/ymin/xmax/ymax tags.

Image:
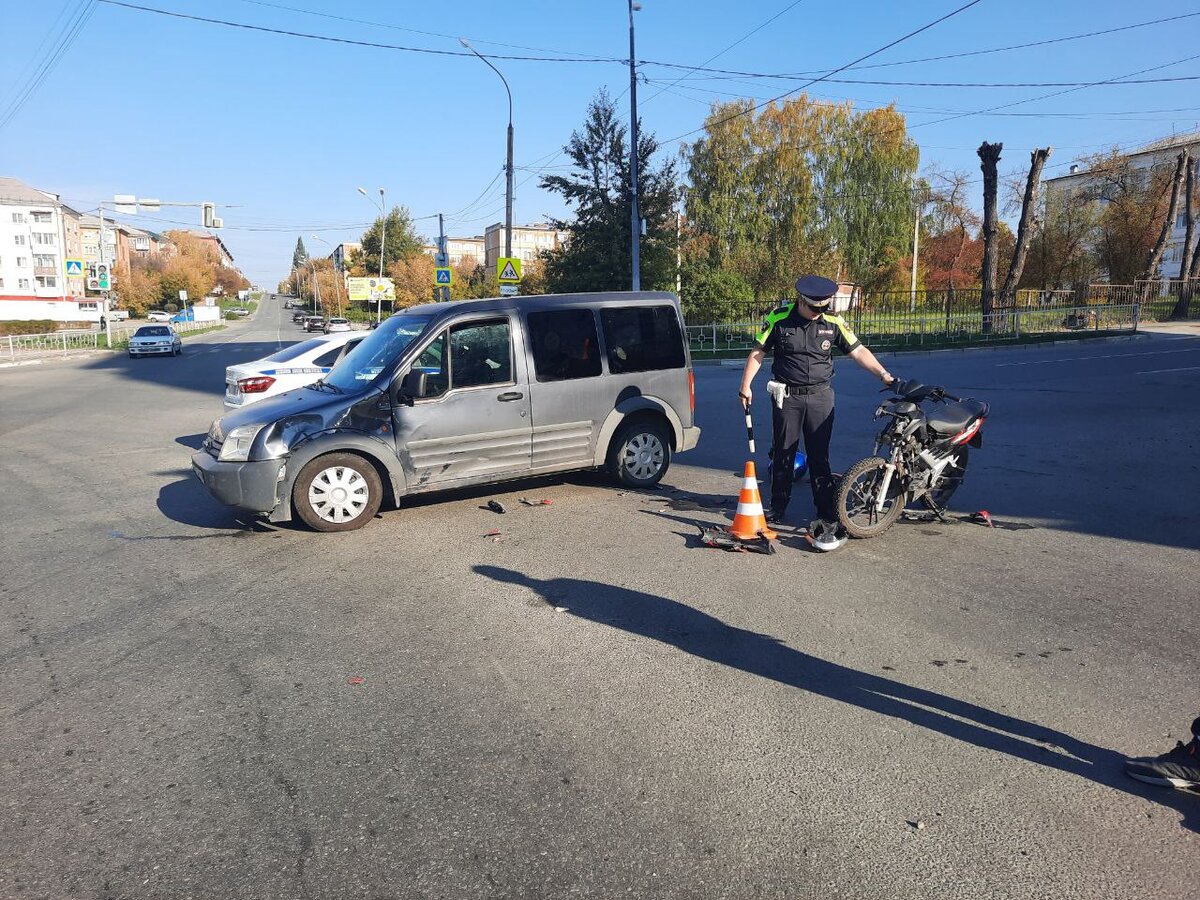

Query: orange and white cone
<box><xmin>729</xmin><ymin>461</ymin><xmax>776</xmax><ymax>541</ymax></box>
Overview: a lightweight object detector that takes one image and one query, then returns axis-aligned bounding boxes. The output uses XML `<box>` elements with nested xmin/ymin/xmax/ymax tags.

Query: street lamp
<box><xmin>627</xmin><ymin>0</ymin><xmax>642</xmax><ymax>292</ymax></box>
<box><xmin>311</xmin><ymin>234</ymin><xmax>344</xmax><ymax>317</ymax></box>
<box><xmin>357</xmin><ymin>186</ymin><xmax>387</xmax><ymax>322</ymax></box>
<box><xmin>460</xmin><ymin>38</ymin><xmax>514</xmax><ymax>262</ymax></box>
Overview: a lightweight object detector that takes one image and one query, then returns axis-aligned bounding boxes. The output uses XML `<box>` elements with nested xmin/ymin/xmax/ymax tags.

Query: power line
<box><xmin>0</xmin><ymin>0</ymin><xmax>97</xmax><ymax>134</ymax></box>
<box><xmin>230</xmin><ymin>0</ymin><xmax>607</xmax><ymax>60</ymax></box>
<box><xmin>639</xmin><ymin>11</ymin><xmax>1200</xmax><ymax>80</ymax></box>
<box><xmin>95</xmin><ymin>0</ymin><xmax>622</xmax><ymax>63</ymax></box>
<box><xmin>914</xmin><ymin>52</ymin><xmax>1200</xmax><ymax>129</ymax></box>
<box><xmin>640</xmin><ymin>0</ymin><xmax>807</xmax><ymax>108</ymax></box>
<box><xmin>660</xmin><ymin>0</ymin><xmax>987</xmax><ymax>145</ymax></box>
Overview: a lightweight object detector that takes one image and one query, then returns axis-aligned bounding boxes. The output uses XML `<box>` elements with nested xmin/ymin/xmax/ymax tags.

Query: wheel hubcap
<box><xmin>623</xmin><ymin>433</ymin><xmax>664</xmax><ymax>480</ymax></box>
<box><xmin>308</xmin><ymin>466</ymin><xmax>369</xmax><ymax>524</ymax></box>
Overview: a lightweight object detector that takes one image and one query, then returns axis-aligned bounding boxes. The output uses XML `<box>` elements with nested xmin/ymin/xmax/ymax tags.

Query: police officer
<box><xmin>738</xmin><ymin>275</ymin><xmax>896</xmax><ymax>548</ymax></box>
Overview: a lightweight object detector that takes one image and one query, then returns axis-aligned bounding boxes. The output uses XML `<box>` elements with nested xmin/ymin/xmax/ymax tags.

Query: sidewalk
<box><xmin>1138</xmin><ymin>320</ymin><xmax>1200</xmax><ymax>337</ymax></box>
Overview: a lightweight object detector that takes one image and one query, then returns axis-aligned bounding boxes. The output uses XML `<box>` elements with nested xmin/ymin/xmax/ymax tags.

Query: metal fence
<box><xmin>686</xmin><ymin>304</ymin><xmax>1141</xmax><ymax>356</ymax></box>
<box><xmin>4</xmin><ymin>330</ymin><xmax>99</xmax><ymax>360</ymax></box>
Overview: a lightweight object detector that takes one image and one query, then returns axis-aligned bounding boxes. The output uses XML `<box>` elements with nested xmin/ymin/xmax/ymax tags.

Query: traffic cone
<box><xmin>729</xmin><ymin>461</ymin><xmax>776</xmax><ymax>541</ymax></box>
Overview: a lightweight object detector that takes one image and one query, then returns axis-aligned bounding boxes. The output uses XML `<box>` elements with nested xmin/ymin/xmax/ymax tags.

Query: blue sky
<box><xmin>2</xmin><ymin>0</ymin><xmax>1198</xmax><ymax>285</ymax></box>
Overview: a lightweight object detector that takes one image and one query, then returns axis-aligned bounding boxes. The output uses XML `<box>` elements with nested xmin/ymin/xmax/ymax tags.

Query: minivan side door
<box><xmin>391</xmin><ymin>315</ymin><xmax>533</xmax><ymax>489</ymax></box>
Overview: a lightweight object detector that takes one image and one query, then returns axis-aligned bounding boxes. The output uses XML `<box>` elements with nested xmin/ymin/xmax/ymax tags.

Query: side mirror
<box><xmin>398</xmin><ymin>370</ymin><xmax>427</xmax><ymax>406</ymax></box>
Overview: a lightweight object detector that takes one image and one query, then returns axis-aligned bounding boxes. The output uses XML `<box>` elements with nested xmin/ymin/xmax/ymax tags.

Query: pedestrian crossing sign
<box><xmin>497</xmin><ymin>257</ymin><xmax>521</xmax><ymax>284</ymax></box>
<box><xmin>435</xmin><ymin>267</ymin><xmax>452</xmax><ymax>286</ymax></box>
<box><xmin>65</xmin><ymin>259</ymin><xmax>84</xmax><ymax>277</ymax></box>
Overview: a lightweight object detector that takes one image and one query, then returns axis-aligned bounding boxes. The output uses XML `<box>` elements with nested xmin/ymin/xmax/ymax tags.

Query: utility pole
<box><xmin>97</xmin><ymin>204</ymin><xmax>112</xmax><ymax>348</ymax></box>
<box><xmin>910</xmin><ymin>199</ymin><xmax>921</xmax><ymax>311</ymax></box>
<box><xmin>628</xmin><ymin>0</ymin><xmax>642</xmax><ymax>292</ymax></box>
<box><xmin>436</xmin><ymin>213</ymin><xmax>450</xmax><ymax>302</ymax></box>
<box><xmin>675</xmin><ymin>208</ymin><xmax>682</xmax><ymax>294</ymax></box>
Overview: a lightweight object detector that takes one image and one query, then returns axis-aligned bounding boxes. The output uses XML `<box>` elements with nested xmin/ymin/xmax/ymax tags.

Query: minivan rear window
<box><xmin>600</xmin><ymin>306</ymin><xmax>685</xmax><ymax>373</ymax></box>
<box><xmin>527</xmin><ymin>309</ymin><xmax>601</xmax><ymax>382</ymax></box>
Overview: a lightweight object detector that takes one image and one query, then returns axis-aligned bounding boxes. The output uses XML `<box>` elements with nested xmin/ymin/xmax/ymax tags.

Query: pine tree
<box><xmin>292</xmin><ymin>237</ymin><xmax>308</xmax><ymax>270</ymax></box>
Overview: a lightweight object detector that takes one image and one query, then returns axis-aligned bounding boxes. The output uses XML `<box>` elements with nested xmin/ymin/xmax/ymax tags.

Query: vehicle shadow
<box><xmin>80</xmin><ymin>339</ymin><xmax>284</xmax><ymax>398</ymax></box>
<box><xmin>156</xmin><ymin>476</ymin><xmax>274</xmax><ymax>532</ymax></box>
<box><xmin>475</xmin><ymin>565</ymin><xmax>1200</xmax><ymax>834</ymax></box>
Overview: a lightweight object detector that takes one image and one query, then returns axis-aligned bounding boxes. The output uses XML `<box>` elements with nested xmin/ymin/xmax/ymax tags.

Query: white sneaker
<box><xmin>809</xmin><ymin>519</ymin><xmax>848</xmax><ymax>552</ymax></box>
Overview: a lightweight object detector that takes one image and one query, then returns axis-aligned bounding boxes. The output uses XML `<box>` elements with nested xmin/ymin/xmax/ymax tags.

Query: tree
<box><xmin>681</xmin><ymin>266</ymin><xmax>754</xmax><ymax>323</ymax></box>
<box><xmin>539</xmin><ymin>89</ymin><xmax>680</xmax><ymax>293</ymax></box>
<box><xmin>921</xmin><ymin>168</ymin><xmax>980</xmax><ymax>290</ymax></box>
<box><xmin>293</xmin><ymin>237</ymin><xmax>308</xmax><ymax>270</ymax></box>
<box><xmin>977</xmin><ymin>141</ymin><xmax>1003</xmax><ymax>331</ymax></box>
<box><xmin>357</xmin><ymin>207</ymin><xmax>425</xmax><ymax>278</ymax></box>
<box><xmin>1173</xmin><ymin>155</ymin><xmax>1199</xmax><ymax>319</ymax></box>
<box><xmin>1142</xmin><ymin>149</ymin><xmax>1188</xmax><ymax>294</ymax></box>
<box><xmin>683</xmin><ymin>94</ymin><xmax>919</xmax><ymax>298</ymax></box>
<box><xmin>520</xmin><ymin>259</ymin><xmax>547</xmax><ymax>296</ymax></box>
<box><xmin>388</xmin><ymin>253</ymin><xmax>436</xmax><ymax>310</ymax></box>
<box><xmin>999</xmin><ymin>147</ymin><xmax>1052</xmax><ymax>306</ymax></box>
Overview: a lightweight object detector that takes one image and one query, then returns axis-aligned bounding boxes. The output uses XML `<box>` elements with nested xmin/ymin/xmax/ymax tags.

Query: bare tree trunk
<box><xmin>977</xmin><ymin>141</ymin><xmax>1003</xmax><ymax>333</ymax></box>
<box><xmin>999</xmin><ymin>147</ymin><xmax>1052</xmax><ymax>308</ymax></box>
<box><xmin>1142</xmin><ymin>150</ymin><xmax>1188</xmax><ymax>302</ymax></box>
<box><xmin>1172</xmin><ymin>153</ymin><xmax>1196</xmax><ymax>319</ymax></box>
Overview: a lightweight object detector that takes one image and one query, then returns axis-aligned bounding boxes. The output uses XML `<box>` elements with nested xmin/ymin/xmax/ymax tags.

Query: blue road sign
<box><xmin>435</xmin><ymin>267</ymin><xmax>452</xmax><ymax>286</ymax></box>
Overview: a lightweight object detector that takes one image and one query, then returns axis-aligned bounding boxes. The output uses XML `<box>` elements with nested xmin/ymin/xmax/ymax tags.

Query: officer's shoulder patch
<box><xmin>821</xmin><ymin>312</ymin><xmax>845</xmax><ymax>325</ymax></box>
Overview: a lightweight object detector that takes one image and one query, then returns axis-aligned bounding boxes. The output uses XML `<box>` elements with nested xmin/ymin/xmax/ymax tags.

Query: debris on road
<box><xmin>483</xmin><ymin>529</ymin><xmax>503</xmax><ymax>543</ymax></box>
<box><xmin>485</xmin><ymin>500</ymin><xmax>507</xmax><ymax>514</ymax></box>
<box><xmin>697</xmin><ymin>523</ymin><xmax>775</xmax><ymax>555</ymax></box>
<box><xmin>971</xmin><ymin>510</ymin><xmax>995</xmax><ymax>528</ymax></box>
<box><xmin>907</xmin><ymin>820</ymin><xmax>927</xmax><ymax>831</ymax></box>
<box><xmin>347</xmin><ymin>676</ymin><xmax>366</xmax><ymax>686</ymax></box>
<box><xmin>553</xmin><ymin>606</ymin><xmax>568</xmax><ymax>613</ymax></box>
<box><xmin>519</xmin><ymin>498</ymin><xmax>552</xmax><ymax>506</ymax></box>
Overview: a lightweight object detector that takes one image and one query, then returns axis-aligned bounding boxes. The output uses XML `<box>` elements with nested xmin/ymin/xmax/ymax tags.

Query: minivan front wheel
<box><xmin>609</xmin><ymin>420</ymin><xmax>671</xmax><ymax>489</ymax></box>
<box><xmin>293</xmin><ymin>453</ymin><xmax>382</xmax><ymax>532</ymax></box>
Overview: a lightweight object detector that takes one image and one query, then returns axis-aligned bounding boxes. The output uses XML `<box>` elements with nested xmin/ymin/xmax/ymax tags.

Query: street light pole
<box><xmin>460</xmin><ymin>38</ymin><xmax>513</xmax><ymax>261</ymax></box>
<box><xmin>357</xmin><ymin>186</ymin><xmax>387</xmax><ymax>322</ymax></box>
<box><xmin>628</xmin><ymin>0</ymin><xmax>642</xmax><ymax>292</ymax></box>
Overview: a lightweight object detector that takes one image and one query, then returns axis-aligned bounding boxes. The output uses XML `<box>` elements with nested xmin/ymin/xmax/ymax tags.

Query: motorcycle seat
<box><xmin>927</xmin><ymin>399</ymin><xmax>988</xmax><ymax>434</ymax></box>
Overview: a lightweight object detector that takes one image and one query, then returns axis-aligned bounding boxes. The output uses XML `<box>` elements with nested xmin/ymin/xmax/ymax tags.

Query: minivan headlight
<box><xmin>218</xmin><ymin>424</ymin><xmax>266</xmax><ymax>462</ymax></box>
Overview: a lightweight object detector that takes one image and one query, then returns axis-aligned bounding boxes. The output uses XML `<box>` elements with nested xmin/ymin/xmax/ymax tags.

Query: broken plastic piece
<box><xmin>347</xmin><ymin>676</ymin><xmax>366</xmax><ymax>686</ymax></box>
<box><xmin>519</xmin><ymin>498</ymin><xmax>552</xmax><ymax>506</ymax></box>
<box><xmin>486</xmin><ymin>500</ymin><xmax>506</xmax><ymax>514</ymax></box>
<box><xmin>971</xmin><ymin>510</ymin><xmax>995</xmax><ymax>528</ymax></box>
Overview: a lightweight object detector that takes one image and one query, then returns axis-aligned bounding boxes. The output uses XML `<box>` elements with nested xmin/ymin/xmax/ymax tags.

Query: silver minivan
<box><xmin>192</xmin><ymin>291</ymin><xmax>701</xmax><ymax>531</ymax></box>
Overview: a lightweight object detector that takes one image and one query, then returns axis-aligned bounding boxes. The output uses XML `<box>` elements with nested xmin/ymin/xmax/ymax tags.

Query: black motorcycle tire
<box><xmin>924</xmin><ymin>446</ymin><xmax>969</xmax><ymax>510</ymax></box>
<box><xmin>835</xmin><ymin>456</ymin><xmax>905</xmax><ymax>539</ymax></box>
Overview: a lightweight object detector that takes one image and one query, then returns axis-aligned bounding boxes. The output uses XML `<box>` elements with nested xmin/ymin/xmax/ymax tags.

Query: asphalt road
<box><xmin>2</xmin><ymin>299</ymin><xmax>1198</xmax><ymax>899</ymax></box>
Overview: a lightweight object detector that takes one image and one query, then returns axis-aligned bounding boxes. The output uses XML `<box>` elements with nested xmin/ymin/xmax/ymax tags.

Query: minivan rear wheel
<box><xmin>293</xmin><ymin>453</ymin><xmax>382</xmax><ymax>532</ymax></box>
<box><xmin>608</xmin><ymin>419</ymin><xmax>671</xmax><ymax>489</ymax></box>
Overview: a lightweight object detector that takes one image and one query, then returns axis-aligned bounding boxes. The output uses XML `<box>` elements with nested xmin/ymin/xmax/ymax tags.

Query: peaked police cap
<box><xmin>794</xmin><ymin>275</ymin><xmax>838</xmax><ymax>303</ymax></box>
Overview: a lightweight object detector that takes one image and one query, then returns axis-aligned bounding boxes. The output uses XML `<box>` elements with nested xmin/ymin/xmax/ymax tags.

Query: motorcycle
<box><xmin>834</xmin><ymin>380</ymin><xmax>988</xmax><ymax>539</ymax></box>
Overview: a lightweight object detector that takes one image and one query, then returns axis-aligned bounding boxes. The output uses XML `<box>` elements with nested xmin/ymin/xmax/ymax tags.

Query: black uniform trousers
<box><xmin>770</xmin><ymin>385</ymin><xmax>836</xmax><ymax>521</ymax></box>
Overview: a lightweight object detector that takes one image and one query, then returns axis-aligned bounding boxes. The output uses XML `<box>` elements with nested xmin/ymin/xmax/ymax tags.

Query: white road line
<box><xmin>1136</xmin><ymin>366</ymin><xmax>1200</xmax><ymax>375</ymax></box>
<box><xmin>996</xmin><ymin>348</ymin><xmax>1200</xmax><ymax>367</ymax></box>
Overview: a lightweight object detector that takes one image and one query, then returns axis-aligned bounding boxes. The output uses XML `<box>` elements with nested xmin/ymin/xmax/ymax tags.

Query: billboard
<box><xmin>348</xmin><ymin>277</ymin><xmax>395</xmax><ymax>303</ymax></box>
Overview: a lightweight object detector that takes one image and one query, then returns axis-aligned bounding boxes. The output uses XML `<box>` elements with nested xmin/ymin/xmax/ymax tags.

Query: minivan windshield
<box><xmin>324</xmin><ymin>314</ymin><xmax>431</xmax><ymax>391</ymax></box>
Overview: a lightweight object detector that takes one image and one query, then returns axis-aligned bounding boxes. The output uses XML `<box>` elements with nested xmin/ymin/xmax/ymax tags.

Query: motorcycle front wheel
<box><xmin>836</xmin><ymin>456</ymin><xmax>906</xmax><ymax>538</ymax></box>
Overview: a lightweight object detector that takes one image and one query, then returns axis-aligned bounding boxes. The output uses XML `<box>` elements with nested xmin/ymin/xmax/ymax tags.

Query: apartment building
<box><xmin>421</xmin><ymin>236</ymin><xmax>486</xmax><ymax>267</ymax></box>
<box><xmin>483</xmin><ymin>223</ymin><xmax>566</xmax><ymax>280</ymax></box>
<box><xmin>0</xmin><ymin>176</ymin><xmax>79</xmax><ymax>321</ymax></box>
<box><xmin>1044</xmin><ymin>131</ymin><xmax>1200</xmax><ymax>280</ymax></box>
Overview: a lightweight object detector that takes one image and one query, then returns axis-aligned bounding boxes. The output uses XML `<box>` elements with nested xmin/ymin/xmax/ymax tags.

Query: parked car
<box><xmin>227</xmin><ymin>307</ymin><xmax>251</xmax><ymax>317</ymax></box>
<box><xmin>291</xmin><ymin>310</ymin><xmax>308</xmax><ymax>323</ymax></box>
<box><xmin>108</xmin><ymin>309</ymin><xmax>130</xmax><ymax>321</ymax></box>
<box><xmin>323</xmin><ymin>317</ymin><xmax>351</xmax><ymax>333</ymax></box>
<box><xmin>193</xmin><ymin>291</ymin><xmax>700</xmax><ymax>532</ymax></box>
<box><xmin>222</xmin><ymin>331</ymin><xmax>365</xmax><ymax>410</ymax></box>
<box><xmin>128</xmin><ymin>325</ymin><xmax>182</xmax><ymax>358</ymax></box>
<box><xmin>304</xmin><ymin>316</ymin><xmax>326</xmax><ymax>333</ymax></box>
<box><xmin>146</xmin><ymin>310</ymin><xmax>171</xmax><ymax>322</ymax></box>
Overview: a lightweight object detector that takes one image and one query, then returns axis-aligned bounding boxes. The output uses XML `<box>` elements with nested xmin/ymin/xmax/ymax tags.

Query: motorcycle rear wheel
<box><xmin>924</xmin><ymin>446</ymin><xmax>969</xmax><ymax>510</ymax></box>
<box><xmin>836</xmin><ymin>456</ymin><xmax>905</xmax><ymax>539</ymax></box>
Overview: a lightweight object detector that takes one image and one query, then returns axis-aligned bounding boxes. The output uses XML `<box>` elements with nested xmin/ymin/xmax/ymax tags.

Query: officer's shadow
<box><xmin>475</xmin><ymin>565</ymin><xmax>1199</xmax><ymax>834</ymax></box>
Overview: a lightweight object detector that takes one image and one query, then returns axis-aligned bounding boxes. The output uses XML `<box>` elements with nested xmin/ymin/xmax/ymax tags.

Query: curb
<box><xmin>0</xmin><ymin>358</ymin><xmax>44</xmax><ymax>369</ymax></box>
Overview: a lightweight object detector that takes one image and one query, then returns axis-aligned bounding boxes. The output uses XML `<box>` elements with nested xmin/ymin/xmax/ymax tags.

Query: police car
<box><xmin>223</xmin><ymin>331</ymin><xmax>364</xmax><ymax>410</ymax></box>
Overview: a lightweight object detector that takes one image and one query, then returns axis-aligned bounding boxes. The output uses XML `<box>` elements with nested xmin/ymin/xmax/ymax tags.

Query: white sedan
<box><xmin>323</xmin><ymin>317</ymin><xmax>352</xmax><ymax>333</ymax></box>
<box><xmin>146</xmin><ymin>310</ymin><xmax>172</xmax><ymax>322</ymax></box>
<box><xmin>223</xmin><ymin>331</ymin><xmax>365</xmax><ymax>410</ymax></box>
<box><xmin>128</xmin><ymin>325</ymin><xmax>182</xmax><ymax>358</ymax></box>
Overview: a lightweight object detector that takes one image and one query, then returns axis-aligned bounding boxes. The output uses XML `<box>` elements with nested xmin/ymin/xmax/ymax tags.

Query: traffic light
<box><xmin>202</xmin><ymin>202</ymin><xmax>223</xmax><ymax>229</ymax></box>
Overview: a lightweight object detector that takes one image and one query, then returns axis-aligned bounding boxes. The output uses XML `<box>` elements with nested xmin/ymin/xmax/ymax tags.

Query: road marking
<box><xmin>996</xmin><ymin>347</ymin><xmax>1199</xmax><ymax>367</ymax></box>
<box><xmin>1135</xmin><ymin>366</ymin><xmax>1200</xmax><ymax>375</ymax></box>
